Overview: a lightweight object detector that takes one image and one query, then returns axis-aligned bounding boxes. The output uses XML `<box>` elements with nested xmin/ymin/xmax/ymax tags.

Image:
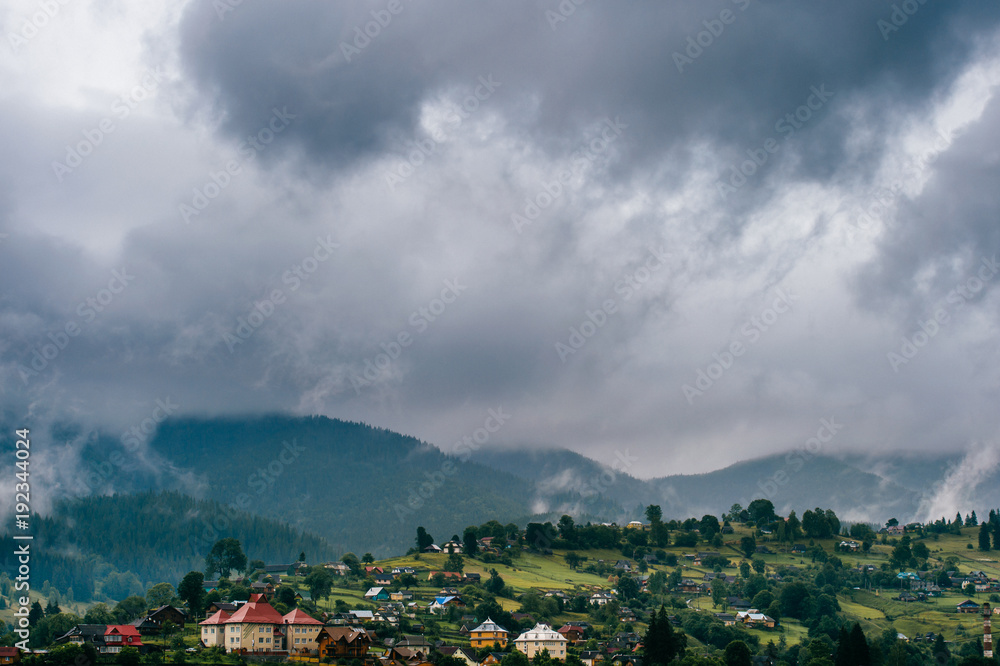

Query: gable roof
<box><xmin>131</xmin><ymin>616</ymin><xmax>160</xmax><ymax>630</ymax></box>
<box><xmin>438</xmin><ymin>646</ymin><xmax>478</xmax><ymax>662</ymax></box>
<box><xmin>106</xmin><ymin>625</ymin><xmax>142</xmax><ymax>638</ymax></box>
<box><xmin>151</xmin><ymin>605</ymin><xmax>187</xmax><ymax>617</ymax></box>
<box><xmin>282</xmin><ymin>609</ymin><xmax>323</xmax><ymax>625</ymax></box>
<box><xmin>226</xmin><ymin>598</ymin><xmax>284</xmax><ymax>624</ymax></box>
<box><xmin>397</xmin><ymin>635</ymin><xmax>431</xmax><ymax>647</ymax></box>
<box><xmin>58</xmin><ymin>625</ymin><xmax>107</xmax><ymax>641</ymax></box>
<box><xmin>319</xmin><ymin>627</ymin><xmax>370</xmax><ymax>643</ymax></box>
<box><xmin>515</xmin><ymin>624</ymin><xmax>567</xmax><ymax>643</ymax></box>
<box><xmin>388</xmin><ymin>646</ymin><xmax>426</xmax><ymax>661</ymax></box>
<box><xmin>472</xmin><ymin>618</ymin><xmax>508</xmax><ymax>634</ymax></box>
<box><xmin>200</xmin><ymin>611</ymin><xmax>231</xmax><ymax>626</ymax></box>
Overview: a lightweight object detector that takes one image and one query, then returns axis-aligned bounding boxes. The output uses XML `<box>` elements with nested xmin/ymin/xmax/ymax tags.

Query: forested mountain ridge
<box><xmin>9</xmin><ymin>412</ymin><xmax>996</xmax><ymax>569</ymax></box>
<box><xmin>147</xmin><ymin>415</ymin><xmax>538</xmax><ymax>557</ymax></box>
<box><xmin>0</xmin><ymin>491</ymin><xmax>336</xmax><ymax>599</ymax></box>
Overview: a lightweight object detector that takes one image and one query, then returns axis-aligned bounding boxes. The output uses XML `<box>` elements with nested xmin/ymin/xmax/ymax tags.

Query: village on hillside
<box><xmin>5</xmin><ymin>503</ymin><xmax>1000</xmax><ymax>666</ymax></box>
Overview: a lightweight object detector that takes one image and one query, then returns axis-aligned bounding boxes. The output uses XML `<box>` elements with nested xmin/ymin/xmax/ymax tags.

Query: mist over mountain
<box><xmin>473</xmin><ymin>444</ymin><xmax>1000</xmax><ymax>528</ymax></box>
<box><xmin>148</xmin><ymin>415</ymin><xmax>1000</xmax><ymax>550</ymax></box>
<box><xmin>10</xmin><ymin>413</ymin><xmax>999</xmax><ymax>559</ymax></box>
<box><xmin>472</xmin><ymin>446</ymin><xmax>922</xmax><ymax>525</ymax></box>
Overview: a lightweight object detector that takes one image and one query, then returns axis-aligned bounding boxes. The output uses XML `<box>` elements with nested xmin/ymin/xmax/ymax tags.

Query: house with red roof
<box><xmin>0</xmin><ymin>647</ymin><xmax>21</xmax><ymax>664</ymax></box>
<box><xmin>283</xmin><ymin>609</ymin><xmax>324</xmax><ymax>654</ymax></box>
<box><xmin>221</xmin><ymin>594</ymin><xmax>287</xmax><ymax>653</ymax></box>
<box><xmin>199</xmin><ymin>610</ymin><xmax>231</xmax><ymax>648</ymax></box>
<box><xmin>426</xmin><ymin>571</ymin><xmax>463</xmax><ymax>581</ymax></box>
<box><xmin>558</xmin><ymin>624</ymin><xmax>587</xmax><ymax>642</ymax></box>
<box><xmin>103</xmin><ymin>626</ymin><xmax>144</xmax><ymax>654</ymax></box>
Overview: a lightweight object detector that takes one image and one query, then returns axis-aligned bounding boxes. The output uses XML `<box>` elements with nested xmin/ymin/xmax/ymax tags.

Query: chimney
<box><xmin>985</xmin><ymin>602</ymin><xmax>993</xmax><ymax>659</ymax></box>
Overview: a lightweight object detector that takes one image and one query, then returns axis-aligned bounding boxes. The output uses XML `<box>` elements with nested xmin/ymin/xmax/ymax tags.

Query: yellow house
<box><xmin>470</xmin><ymin>618</ymin><xmax>509</xmax><ymax>649</ymax></box>
<box><xmin>199</xmin><ymin>610</ymin><xmax>231</xmax><ymax>648</ymax></box>
<box><xmin>282</xmin><ymin>609</ymin><xmax>324</xmax><ymax>654</ymax></box>
<box><xmin>222</xmin><ymin>595</ymin><xmax>285</xmax><ymax>653</ymax></box>
<box><xmin>513</xmin><ymin>624</ymin><xmax>567</xmax><ymax>660</ymax></box>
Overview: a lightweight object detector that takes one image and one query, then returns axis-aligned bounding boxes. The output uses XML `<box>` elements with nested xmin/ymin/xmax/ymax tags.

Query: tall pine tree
<box><xmin>644</xmin><ymin>607</ymin><xmax>660</xmax><ymax>663</ymax></box>
<box><xmin>850</xmin><ymin>623</ymin><xmax>870</xmax><ymax>666</ymax></box>
<box><xmin>643</xmin><ymin>606</ymin><xmax>686</xmax><ymax>665</ymax></box>
<box><xmin>28</xmin><ymin>601</ymin><xmax>44</xmax><ymax>625</ymax></box>
<box><xmin>932</xmin><ymin>633</ymin><xmax>949</xmax><ymax>662</ymax></box>
<box><xmin>835</xmin><ymin>625</ymin><xmax>852</xmax><ymax>666</ymax></box>
<box><xmin>979</xmin><ymin>523</ymin><xmax>992</xmax><ymax>551</ymax></box>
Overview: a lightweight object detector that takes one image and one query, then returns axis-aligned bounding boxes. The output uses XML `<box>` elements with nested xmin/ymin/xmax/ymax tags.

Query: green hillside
<box><xmin>147</xmin><ymin>415</ymin><xmax>537</xmax><ymax>557</ymax></box>
<box><xmin>5</xmin><ymin>496</ymin><xmax>1000</xmax><ymax>664</ymax></box>
<box><xmin>265</xmin><ymin>519</ymin><xmax>1000</xmax><ymax>662</ymax></box>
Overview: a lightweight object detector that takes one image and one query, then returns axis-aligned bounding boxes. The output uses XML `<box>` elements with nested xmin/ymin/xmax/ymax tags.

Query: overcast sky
<box><xmin>3</xmin><ymin>0</ymin><xmax>1000</xmax><ymax>479</ymax></box>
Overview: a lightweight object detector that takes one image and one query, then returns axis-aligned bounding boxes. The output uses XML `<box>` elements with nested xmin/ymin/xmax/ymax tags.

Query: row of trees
<box><xmin>424</xmin><ymin>501</ymin><xmax>852</xmax><ymax>562</ymax></box>
<box><xmin>531</xmin><ymin>500</ymin><xmax>851</xmax><ymax>558</ymax></box>
<box><xmin>977</xmin><ymin>510</ymin><xmax>1000</xmax><ymax>551</ymax></box>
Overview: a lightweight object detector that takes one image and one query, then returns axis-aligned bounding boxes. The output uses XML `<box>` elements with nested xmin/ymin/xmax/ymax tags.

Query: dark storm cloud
<box><xmin>855</xmin><ymin>91</ymin><xmax>1000</xmax><ymax>319</ymax></box>
<box><xmin>3</xmin><ymin>0</ymin><xmax>1000</xmax><ymax>491</ymax></box>
<box><xmin>178</xmin><ymin>1</ymin><xmax>999</xmax><ymax>188</ymax></box>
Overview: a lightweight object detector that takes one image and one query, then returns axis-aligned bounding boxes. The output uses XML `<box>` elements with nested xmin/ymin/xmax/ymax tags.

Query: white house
<box><xmin>513</xmin><ymin>624</ymin><xmax>568</xmax><ymax>660</ymax></box>
<box><xmin>590</xmin><ymin>592</ymin><xmax>615</xmax><ymax>606</ymax></box>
